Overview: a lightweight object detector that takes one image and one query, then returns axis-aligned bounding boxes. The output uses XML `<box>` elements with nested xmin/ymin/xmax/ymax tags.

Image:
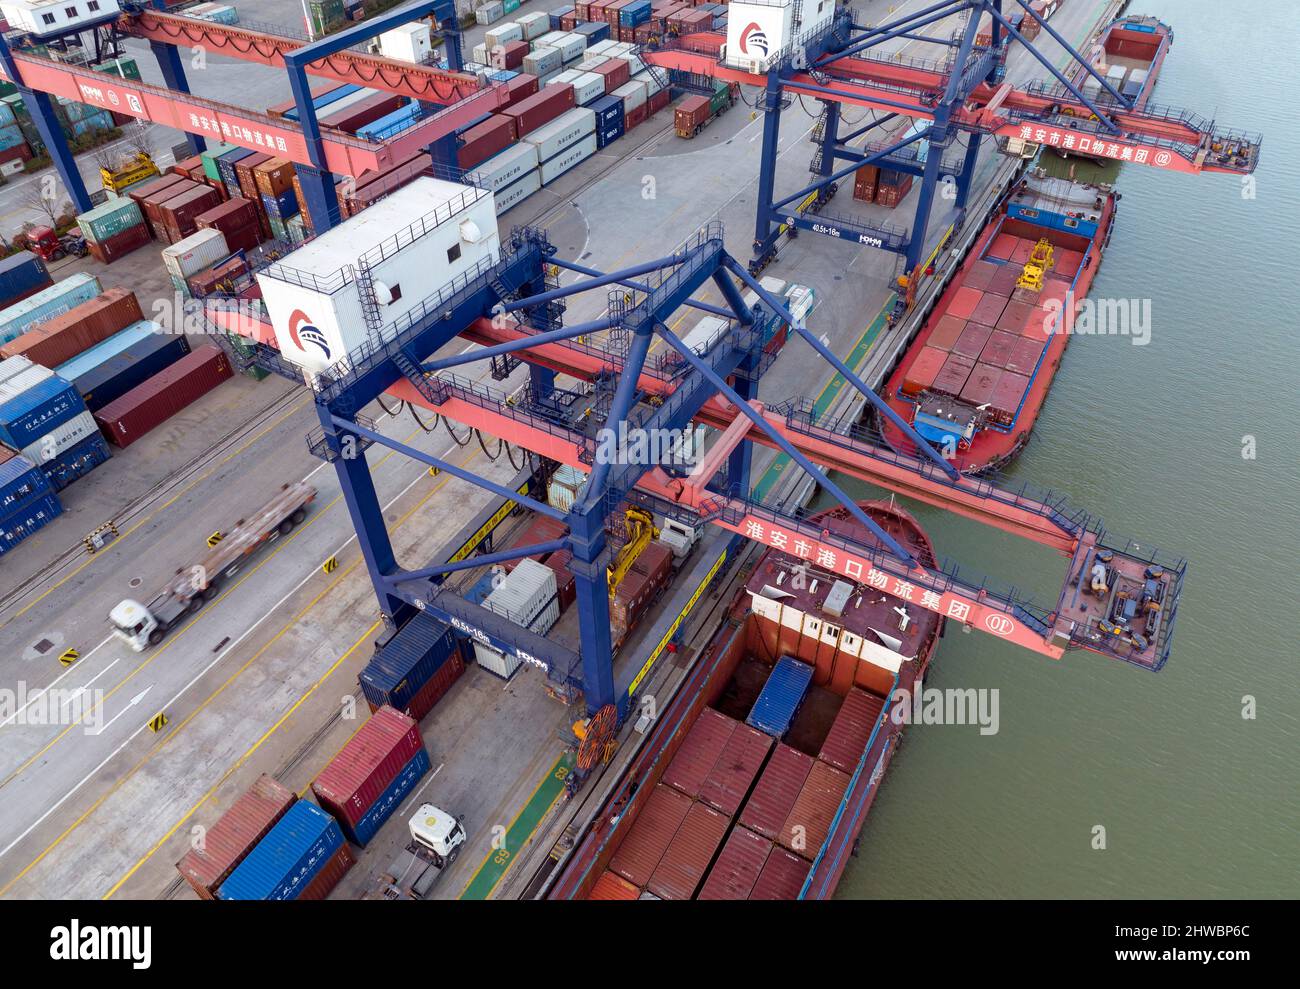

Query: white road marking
<box><xmin>59</xmin><ymin>659</ymin><xmax>121</xmax><ymax>717</ymax></box>
<box><xmin>0</xmin><ymin>635</ymin><xmax>113</xmax><ymax>729</ymax></box>
<box><xmin>88</xmin><ymin>685</ymin><xmax>154</xmax><ymax>738</ymax></box>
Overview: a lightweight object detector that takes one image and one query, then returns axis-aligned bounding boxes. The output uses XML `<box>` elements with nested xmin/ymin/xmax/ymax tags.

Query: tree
<box><xmin>22</xmin><ymin>182</ymin><xmax>71</xmax><ymax>230</ymax></box>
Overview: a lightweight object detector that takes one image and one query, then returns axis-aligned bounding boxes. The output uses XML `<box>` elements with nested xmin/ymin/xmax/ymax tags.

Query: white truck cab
<box><xmin>109</xmin><ymin>599</ymin><xmax>162</xmax><ymax>652</ymax></box>
<box><xmin>658</xmin><ymin>518</ymin><xmax>701</xmax><ymax>562</ymax></box>
<box><xmin>409</xmin><ymin>803</ymin><xmax>467</xmax><ymax>863</ymax></box>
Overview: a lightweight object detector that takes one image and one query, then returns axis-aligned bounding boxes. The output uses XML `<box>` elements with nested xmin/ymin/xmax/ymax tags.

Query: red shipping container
<box><xmin>605</xmin><ymin>0</ymin><xmax>634</xmax><ymax>26</ymax></box>
<box><xmin>175</xmin><ymin>774</ymin><xmax>296</xmax><ymax>899</ymax></box>
<box><xmin>297</xmin><ymin>843</ymin><xmax>354</xmax><ymax>900</ymax></box>
<box><xmin>989</xmin><ymin>370</ymin><xmax>1031</xmax><ymax>423</ymax></box>
<box><xmin>159</xmin><ymin>185</ymin><xmax>224</xmax><ymax>242</ymax></box>
<box><xmin>952</xmin><ymin>321</ymin><xmax>993</xmax><ymax>359</ymax></box>
<box><xmin>698</xmin><ymin>826</ymin><xmax>772</xmax><ymax>900</ymax></box>
<box><xmin>928</xmin><ymin>313</ymin><xmax>966</xmax><ymax>351</ymax></box>
<box><xmin>932</xmin><ymin>352</ymin><xmax>976</xmax><ymax>397</ymax></box>
<box><xmin>739</xmin><ymin>743</ymin><xmax>813</xmax><ymax>840</ymax></box>
<box><xmin>87</xmin><ymin>223</ymin><xmax>151</xmax><ymax>264</ymax></box>
<box><xmin>350</xmin><ymin>152</ymin><xmax>433</xmax><ymax>203</ymax></box>
<box><xmin>310</xmin><ymin>706</ymin><xmax>424</xmax><ymax>831</ymax></box>
<box><xmin>946</xmin><ymin>285</ymin><xmax>983</xmax><ymax>320</ymax></box>
<box><xmin>674</xmin><ymin>94</ymin><xmax>709</xmax><ymax>135</ymax></box>
<box><xmin>0</xmin><ymin>288</ymin><xmax>142</xmax><ymax>366</ymax></box>
<box><xmin>964</xmin><ymin>258</ymin><xmax>1001</xmax><ymax>292</ymax></box>
<box><xmin>698</xmin><ymin>721</ymin><xmax>773</xmax><ymax>817</ymax></box>
<box><xmin>197</xmin><ymin>197</ymin><xmax>259</xmax><ymax>234</ymax></box>
<box><xmin>592</xmin><ymin>57</ymin><xmax>630</xmax><ymax>93</ymax></box>
<box><xmin>779</xmin><ymin>760</ymin><xmax>851</xmax><ymax>861</ymax></box>
<box><xmin>143</xmin><ymin>178</ymin><xmax>200</xmax><ymax>236</ymax></box>
<box><xmin>996</xmin><ymin>298</ymin><xmax>1035</xmax><ymax>336</ymax></box>
<box><xmin>253</xmin><ymin>158</ymin><xmax>295</xmax><ymax>198</ymax></box>
<box><xmin>498</xmin><ymin>73</ymin><xmax>540</xmax><ymax>111</ymax></box>
<box><xmin>457</xmin><ymin>115</ymin><xmax>517</xmax><ymax>170</ymax></box>
<box><xmin>365</xmin><ymin>650</ymin><xmax>466</xmax><ymax>722</ymax></box>
<box><xmin>320</xmin><ymin>91</ymin><xmax>405</xmax><ymax>132</ymax></box>
<box><xmin>662</xmin><ymin>706</ymin><xmax>736</xmax><ymax>799</ymax></box>
<box><xmin>901</xmin><ymin>345</ymin><xmax>948</xmax><ymax>396</ymax></box>
<box><xmin>647</xmin><ymin>800</ymin><xmax>729</xmax><ymax>900</ymax></box>
<box><xmin>0</xmin><ymin>143</ymin><xmax>32</xmax><ymax>165</ymax></box>
<box><xmin>170</xmin><ymin>154</ymin><xmax>205</xmax><ymax>179</ymax></box>
<box><xmin>589</xmin><ymin>870</ymin><xmax>640</xmax><ymax>900</ymax></box>
<box><xmin>94</xmin><ymin>345</ymin><xmax>233</xmax><ymax>447</ymax></box>
<box><xmin>560</xmin><ymin>13</ymin><xmax>578</xmax><ymax>29</ymax></box>
<box><xmin>500</xmin><ymin>84</ymin><xmax>575</xmax><ymax>137</ymax></box>
<box><xmin>501</xmin><ymin>39</ymin><xmax>529</xmax><ymax>70</ymax></box>
<box><xmin>129</xmin><ymin>172</ymin><xmax>189</xmax><ymax>236</ymax></box>
<box><xmin>853</xmin><ymin>163</ymin><xmax>879</xmax><ymax>202</ymax></box>
<box><xmin>1005</xmin><ymin>336</ymin><xmax>1044</xmax><ymax>376</ymax></box>
<box><xmin>625</xmin><ymin>101</ymin><xmax>648</xmax><ymax>129</ymax></box>
<box><xmin>544</xmin><ymin>549</ymin><xmax>576</xmax><ymax>610</ymax></box>
<box><xmin>750</xmin><ymin>845</ymin><xmax>810</xmax><ymax>899</ymax></box>
<box><xmin>988</xmin><ymin>261</ymin><xmax>1022</xmax><ymax>296</ymax></box>
<box><xmin>978</xmin><ymin>328</ymin><xmax>1018</xmax><ymax>369</ymax></box>
<box><xmin>817</xmin><ymin>689</ymin><xmax>886</xmax><ymax>774</ymax></box>
<box><xmin>609</xmin><ymin>783</ymin><xmax>692</xmax><ymax>888</ymax></box>
<box><xmin>959</xmin><ymin>362</ymin><xmax>1002</xmax><ymax>407</ymax></box>
<box><xmin>648</xmin><ymin>87</ymin><xmax>669</xmax><ymax>115</ymax></box>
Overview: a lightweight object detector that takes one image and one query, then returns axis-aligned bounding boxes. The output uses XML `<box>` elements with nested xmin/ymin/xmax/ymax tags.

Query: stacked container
<box><xmin>0</xmin><ymin>289</ymin><xmax>144</xmax><ymax>369</ymax></box>
<box><xmin>76</xmin><ymin>198</ymin><xmax>151</xmax><ymax>264</ymax></box>
<box><xmin>162</xmin><ymin>229</ymin><xmax>230</xmax><ymax>297</ymax></box>
<box><xmin>56</xmin><ymin>321</ymin><xmax>189</xmax><ymax>414</ymax></box>
<box><xmin>0</xmin><ymin>356</ymin><xmax>105</xmax><ymax>490</ymax></box>
<box><xmin>310</xmin><ymin>706</ymin><xmax>430</xmax><ymax>846</ymax></box>
<box><xmin>476</xmin><ymin>557</ymin><xmax>560</xmax><ymax>678</ymax></box>
<box><xmin>0</xmin><ymin>446</ymin><xmax>61</xmax><ymax>556</ymax></box>
<box><xmin>359</xmin><ymin>612</ymin><xmax>466</xmax><ymax>721</ymax></box>
<box><xmin>0</xmin><ymin>273</ymin><xmax>102</xmax><ymax>346</ymax></box>
<box><xmin>0</xmin><ymin>253</ymin><xmax>51</xmax><ymax>311</ymax></box>
<box><xmin>196</xmin><ymin>198</ymin><xmax>262</xmax><ymax>253</ymax></box>
<box><xmin>524</xmin><ymin>106</ymin><xmax>597</xmax><ymax>186</ymax></box>
<box><xmin>93</xmin><ymin>344</ymin><xmax>233</xmax><ymax>449</ymax></box>
<box><xmin>176</xmin><ymin>774</ymin><xmax>297</xmax><ymax>899</ymax></box>
<box><xmin>610</xmin><ymin>541</ymin><xmax>671</xmax><ymax>647</ymax></box>
<box><xmin>875</xmin><ymin>168</ymin><xmax>914</xmax><ymax>208</ymax></box>
<box><xmin>217</xmin><ymin>801</ymin><xmax>352</xmax><ymax>900</ymax></box>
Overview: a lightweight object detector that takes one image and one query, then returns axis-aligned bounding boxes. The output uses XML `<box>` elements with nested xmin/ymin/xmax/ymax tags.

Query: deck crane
<box><xmin>636</xmin><ymin>0</ymin><xmax>1260</xmax><ymax>281</ymax></box>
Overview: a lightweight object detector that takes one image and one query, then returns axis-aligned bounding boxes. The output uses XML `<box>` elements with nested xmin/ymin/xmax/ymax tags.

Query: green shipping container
<box><xmin>200</xmin><ymin>142</ymin><xmax>240</xmax><ymax>182</ymax></box>
<box><xmin>76</xmin><ymin>197</ymin><xmax>145</xmax><ymax>245</ymax></box>
<box><xmin>709</xmin><ymin>80</ymin><xmax>731</xmax><ymax>117</ymax></box>
<box><xmin>308</xmin><ymin>0</ymin><xmax>347</xmax><ymax>37</ymax></box>
<box><xmin>224</xmin><ymin>332</ymin><xmax>270</xmax><ymax>380</ymax></box>
<box><xmin>503</xmin><ymin>0</ymin><xmax>521</xmax><ymax>11</ymax></box>
<box><xmin>92</xmin><ymin>57</ymin><xmax>143</xmax><ymax>82</ymax></box>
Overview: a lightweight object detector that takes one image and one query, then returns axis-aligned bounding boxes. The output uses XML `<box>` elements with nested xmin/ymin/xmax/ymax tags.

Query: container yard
<box><xmin>0</xmin><ymin>0</ymin><xmax>1288</xmax><ymax>961</ymax></box>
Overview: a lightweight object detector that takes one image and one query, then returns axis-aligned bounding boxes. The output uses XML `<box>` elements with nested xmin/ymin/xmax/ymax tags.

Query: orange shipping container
<box><xmin>778</xmin><ymin>760</ymin><xmax>851</xmax><ymax>861</ymax></box>
<box><xmin>0</xmin><ymin>288</ymin><xmax>142</xmax><ymax>367</ymax></box>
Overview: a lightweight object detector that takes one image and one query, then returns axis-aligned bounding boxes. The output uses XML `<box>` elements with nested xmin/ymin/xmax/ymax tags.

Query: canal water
<box><xmin>832</xmin><ymin>0</ymin><xmax>1299</xmax><ymax>898</ymax></box>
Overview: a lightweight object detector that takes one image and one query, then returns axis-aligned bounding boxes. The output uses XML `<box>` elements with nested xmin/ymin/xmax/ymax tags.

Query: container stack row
<box><xmin>853</xmin><ymin>163</ymin><xmax>916</xmax><ymax>209</ymax></box>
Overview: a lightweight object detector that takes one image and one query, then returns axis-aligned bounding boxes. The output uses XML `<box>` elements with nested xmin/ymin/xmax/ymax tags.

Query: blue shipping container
<box><xmin>40</xmin><ymin>431</ymin><xmax>111</xmax><ymax>492</ymax></box>
<box><xmin>283</xmin><ymin>83</ymin><xmax>359</xmax><ymax>121</ymax></box>
<box><xmin>589</xmin><ymin>94</ymin><xmax>624</xmax><ymax>149</ymax></box>
<box><xmin>57</xmin><ymin>322</ymin><xmax>190</xmax><ymax>413</ymax></box>
<box><xmin>619</xmin><ymin>0</ymin><xmax>651</xmax><ymax>27</ymax></box>
<box><xmin>360</xmin><ymin>611</ymin><xmax>458</xmax><ymax>712</ymax></box>
<box><xmin>549</xmin><ymin>7</ymin><xmax>573</xmax><ymax>30</ymax></box>
<box><xmin>358</xmin><ymin>103</ymin><xmax>424</xmax><ymax>141</ymax></box>
<box><xmin>0</xmin><ymin>491</ymin><xmax>62</xmax><ymax>556</ymax></box>
<box><xmin>345</xmin><ymin>748</ymin><xmax>431</xmax><ymax>846</ymax></box>
<box><xmin>0</xmin><ymin>451</ymin><xmax>53</xmax><ymax>516</ymax></box>
<box><xmin>0</xmin><ymin>253</ymin><xmax>51</xmax><ymax>310</ymax></box>
<box><xmin>0</xmin><ymin>375</ymin><xmax>86</xmax><ymax>449</ymax></box>
<box><xmin>261</xmin><ymin>188</ymin><xmax>299</xmax><ymax>219</ymax></box>
<box><xmin>746</xmin><ymin>656</ymin><xmax>814</xmax><ymax>738</ymax></box>
<box><xmin>574</xmin><ymin>21</ymin><xmax>610</xmax><ymax>43</ymax></box>
<box><xmin>217</xmin><ymin>801</ymin><xmax>344</xmax><ymax>900</ymax></box>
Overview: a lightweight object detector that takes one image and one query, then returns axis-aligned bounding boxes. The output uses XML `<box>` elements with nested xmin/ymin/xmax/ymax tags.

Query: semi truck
<box><xmin>374</xmin><ymin>803</ymin><xmax>467</xmax><ymax>900</ymax></box>
<box><xmin>109</xmin><ymin>482</ymin><xmax>317</xmax><ymax>651</ymax></box>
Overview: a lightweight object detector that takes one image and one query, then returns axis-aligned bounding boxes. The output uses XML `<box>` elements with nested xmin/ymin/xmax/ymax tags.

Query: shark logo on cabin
<box><xmin>288</xmin><ymin>309</ymin><xmax>331</xmax><ymax>360</ymax></box>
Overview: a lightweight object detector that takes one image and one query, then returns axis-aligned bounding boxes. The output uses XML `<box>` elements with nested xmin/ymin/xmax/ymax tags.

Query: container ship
<box><xmin>548</xmin><ymin>500</ymin><xmax>945</xmax><ymax>900</ymax></box>
<box><xmin>1073</xmin><ymin>16</ymin><xmax>1172</xmax><ymax>115</ymax></box>
<box><xmin>880</xmin><ymin>171</ymin><xmax>1117</xmax><ymax>474</ymax></box>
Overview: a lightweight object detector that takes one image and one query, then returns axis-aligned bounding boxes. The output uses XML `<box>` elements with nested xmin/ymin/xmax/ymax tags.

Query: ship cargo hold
<box><xmin>880</xmin><ymin>173</ymin><xmax>1117</xmax><ymax>474</ymax></box>
<box><xmin>1073</xmin><ymin>16</ymin><xmax>1172</xmax><ymax>113</ymax></box>
<box><xmin>550</xmin><ymin>500</ymin><xmax>945</xmax><ymax>899</ymax></box>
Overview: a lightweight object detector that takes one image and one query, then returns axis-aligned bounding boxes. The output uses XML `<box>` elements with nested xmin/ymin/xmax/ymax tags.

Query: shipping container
<box><xmin>196</xmin><ymin>197</ymin><xmax>262</xmax><ymax>253</ymax></box>
<box><xmin>609</xmin><ymin>783</ymin><xmax>692</xmax><ymax>888</ymax></box>
<box><xmin>522</xmin><ymin>45</ymin><xmax>565</xmax><ymax>81</ymax></box>
<box><xmin>817</xmin><ymin>688</ymin><xmax>886</xmax><ymax>774</ymax></box>
<box><xmin>518</xmin><ymin>10</ymin><xmax>550</xmax><ymax>40</ymax></box>
<box><xmin>55</xmin><ymin>321</ymin><xmax>188</xmax><ymax>412</ymax></box>
<box><xmin>610</xmin><ymin>539</ymin><xmax>671</xmax><ymax>644</ymax></box>
<box><xmin>485</xmin><ymin>22</ymin><xmax>524</xmax><ymax>48</ymax></box>
<box><xmin>901</xmin><ymin>345</ymin><xmax>948</xmax><ymax>396</ymax></box>
<box><xmin>779</xmin><ymin>759</ymin><xmax>851</xmax><ymax>861</ymax></box>
<box><xmin>457</xmin><ymin>114</ymin><xmax>517</xmax><ymax>170</ymax></box>
<box><xmin>0</xmin><ymin>287</ymin><xmax>141</xmax><ymax>370</ymax></box>
<box><xmin>588</xmin><ymin>869</ymin><xmax>639</xmax><ymax>899</ymax></box>
<box><xmin>296</xmin><ymin>842</ymin><xmax>354</xmax><ymax>900</ymax></box>
<box><xmin>498</xmin><ymin>73</ymin><xmax>541</xmax><ymax>111</ymax></box>
<box><xmin>347</xmin><ymin>152</ymin><xmax>435</xmax><ymax>212</ymax></box>
<box><xmin>477</xmin><ymin>557</ymin><xmax>560</xmax><ymax>677</ymax></box>
<box><xmin>698</xmin><ymin>826</ymin><xmax>771</xmax><ymax>900</ymax></box>
<box><xmin>466</xmin><ymin>141</ymin><xmax>540</xmax><ymax>193</ymax></box>
<box><xmin>646</xmin><ymin>800</ymin><xmax>728</xmax><ymax>899</ymax></box>
<box><xmin>928</xmin><ymin>313</ymin><xmax>967</xmax><ymax>351</ymax></box>
<box><xmin>0</xmin><ymin>491</ymin><xmax>62</xmax><ymax>556</ymax></box>
<box><xmin>662</xmin><ymin>706</ymin><xmax>736</xmax><ymax>799</ymax></box>
<box><xmin>496</xmin><ymin>168</ymin><xmax>541</xmax><ymax>212</ymax></box>
<box><xmin>738</xmin><ymin>742</ymin><xmax>814</xmax><ymax>840</ymax></box>
<box><xmin>853</xmin><ymin>163</ymin><xmax>879</xmax><ymax>202</ymax></box>
<box><xmin>0</xmin><ymin>273</ymin><xmax>102</xmax><ymax>346</ymax></box>
<box><xmin>750</xmin><ymin>844</ymin><xmax>809</xmax><ymax>899</ymax></box>
<box><xmin>253</xmin><ymin>158</ymin><xmax>295</xmax><ymax>198</ymax></box>
<box><xmin>360</xmin><ymin>611</ymin><xmax>464</xmax><ymax>718</ymax></box>
<box><xmin>135</xmin><ymin>175</ymin><xmax>196</xmax><ymax>237</ymax></box>
<box><xmin>746</xmin><ymin>656</ymin><xmax>814</xmax><ymax>738</ymax></box>
<box><xmin>952</xmin><ymin>321</ymin><xmax>993</xmax><ymax>359</ymax></box>
<box><xmin>613</xmin><ymin>78</ymin><xmax>646</xmax><ymax>115</ymax></box>
<box><xmin>539</xmin><ymin>131</ymin><xmax>596</xmax><ymax>183</ymax></box>
<box><xmin>311</xmin><ymin>705</ymin><xmax>424</xmax><ymax>840</ymax></box>
<box><xmin>88</xmin><ymin>219</ymin><xmax>152</xmax><ymax>265</ymax></box>
<box><xmin>158</xmin><ymin>184</ymin><xmax>224</xmax><ymax>242</ymax></box>
<box><xmin>989</xmin><ymin>370</ymin><xmax>1031</xmax><ymax>423</ymax></box>
<box><xmin>589</xmin><ymin>57</ymin><xmax>630</xmax><ymax>93</ymax></box>
<box><xmin>162</xmin><ymin>228</ymin><xmax>230</xmax><ymax>283</ymax></box>
<box><xmin>0</xmin><ymin>359</ymin><xmax>86</xmax><ymax>448</ymax></box>
<box><xmin>76</xmin><ymin>197</ymin><xmax>145</xmax><ymax>245</ymax></box>
<box><xmin>0</xmin><ymin>252</ymin><xmax>51</xmax><ymax>310</ymax></box>
<box><xmin>1005</xmin><ymin>336</ymin><xmax>1044</xmax><ymax>377</ymax></box>
<box><xmin>523</xmin><ymin>106</ymin><xmax>596</xmax><ymax>162</ymax></box>
<box><xmin>548</xmin><ymin>69</ymin><xmax>605</xmax><ymax>106</ymax></box>
<box><xmin>38</xmin><ymin>429</ymin><xmax>111</xmax><ymax>491</ymax></box>
<box><xmin>13</xmin><ymin>407</ymin><xmax>97</xmax><ymax>467</ymax></box>
<box><xmin>959</xmin><ymin>362</ymin><xmax>1002</xmax><ymax>408</ymax></box>
<box><xmin>176</xmin><ymin>774</ymin><xmax>297</xmax><ymax>899</ymax></box>
<box><xmin>339</xmin><ymin>747</ymin><xmax>431</xmax><ymax>846</ymax></box>
<box><xmin>589</xmin><ymin>93</ymin><xmax>625</xmax><ymax>148</ymax></box>
<box><xmin>93</xmin><ymin>344</ymin><xmax>233</xmax><ymax>448</ymax></box>
<box><xmin>500</xmin><ymin>82</ymin><xmax>576</xmax><ymax>137</ymax></box>
<box><xmin>322</xmin><ymin>91</ymin><xmax>407</xmax><ymax>133</ymax></box>
<box><xmin>699</xmin><ymin>721</ymin><xmax>773</xmax><ymax>816</ymax></box>
<box><xmin>978</xmin><ymin>328</ymin><xmax>1018</xmax><ymax>370</ymax></box>
<box><xmin>932</xmin><ymin>352</ymin><xmax>976</xmax><ymax>397</ymax></box>
<box><xmin>0</xmin><ymin>446</ymin><xmax>52</xmax><ymax>516</ymax></box>
<box><xmin>217</xmin><ymin>801</ymin><xmax>345</xmax><ymax>900</ymax></box>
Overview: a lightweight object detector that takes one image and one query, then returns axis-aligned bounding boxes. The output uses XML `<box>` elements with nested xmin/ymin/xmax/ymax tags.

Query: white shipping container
<box><xmin>523</xmin><ymin>45</ymin><xmax>563</xmax><ymax>76</ymax></box>
<box><xmin>633</xmin><ymin>67</ymin><xmax>663</xmax><ymax>96</ymax></box>
<box><xmin>586</xmin><ymin>40</ymin><xmax>618</xmax><ymax>56</ymax></box>
<box><xmin>468</xmin><ymin>141</ymin><xmax>540</xmax><ymax>193</ymax></box>
<box><xmin>606</xmin><ymin>42</ymin><xmax>636</xmax><ymax>57</ymax></box>
<box><xmin>257</xmin><ymin>177</ymin><xmax>500</xmax><ymax>376</ymax></box>
<box><xmin>547</xmin><ymin>464</ymin><xmax>585</xmax><ymax>511</ymax></box>
<box><xmin>570</xmin><ymin>71</ymin><xmax>607</xmax><ymax>106</ymax></box>
<box><xmin>533</xmin><ymin>30</ymin><xmax>567</xmax><ymax>49</ymax></box>
<box><xmin>484</xmin><ymin>558</ymin><xmax>560</xmax><ymax>635</ymax></box>
<box><xmin>551</xmin><ymin>32</ymin><xmax>587</xmax><ymax>62</ymax></box>
<box><xmin>536</xmin><ymin>67</ymin><xmax>565</xmax><ymax>86</ymax></box>
<box><xmin>496</xmin><ymin>168</ymin><xmax>541</xmax><ymax>213</ymax></box>
<box><xmin>517</xmin><ymin>11</ymin><xmax>550</xmax><ymax>40</ymax></box>
<box><xmin>378</xmin><ymin>22</ymin><xmax>433</xmax><ymax>63</ymax></box>
<box><xmin>524</xmin><ymin>107</ymin><xmax>596</xmax><ymax>163</ymax></box>
<box><xmin>611</xmin><ymin>79</ymin><xmax>646</xmax><ymax>112</ymax></box>
<box><xmin>476</xmin><ymin>2</ymin><xmax>504</xmax><ymax>25</ymax></box>
<box><xmin>472</xmin><ymin>42</ymin><xmax>489</xmax><ymax>64</ymax></box>
<box><xmin>19</xmin><ymin>409</ymin><xmax>98</xmax><ymax>464</ymax></box>
<box><xmin>473</xmin><ymin>641</ymin><xmax>523</xmax><ymax>679</ymax></box>
<box><xmin>681</xmin><ymin>315</ymin><xmax>729</xmax><ymax>356</ymax></box>
<box><xmin>161</xmin><ymin>228</ymin><xmax>229</xmax><ymax>281</ymax></box>
<box><xmin>540</xmin><ymin>132</ymin><xmax>597</xmax><ymax>184</ymax></box>
<box><xmin>485</xmin><ymin>22</ymin><xmax>523</xmax><ymax>47</ymax></box>
<box><xmin>576</xmin><ymin>55</ymin><xmax>609</xmax><ymax>72</ymax></box>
